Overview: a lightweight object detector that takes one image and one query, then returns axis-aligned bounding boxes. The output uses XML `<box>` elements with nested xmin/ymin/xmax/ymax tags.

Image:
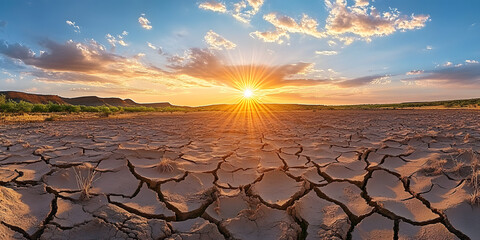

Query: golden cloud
<box><xmin>199</xmin><ymin>1</ymin><xmax>227</xmax><ymax>13</ymax></box>
<box><xmin>204</xmin><ymin>30</ymin><xmax>237</xmax><ymax>50</ymax></box>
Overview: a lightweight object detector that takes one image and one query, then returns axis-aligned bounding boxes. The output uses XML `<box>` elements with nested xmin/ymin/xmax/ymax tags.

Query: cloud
<box><xmin>147</xmin><ymin>42</ymin><xmax>157</xmax><ymax>50</ymax></box>
<box><xmin>335</xmin><ymin>75</ymin><xmax>390</xmax><ymax>88</ymax></box>
<box><xmin>232</xmin><ymin>0</ymin><xmax>264</xmax><ymax>23</ymax></box>
<box><xmin>249</xmin><ymin>29</ymin><xmax>289</xmax><ymax>44</ymax></box>
<box><xmin>261</xmin><ymin>13</ymin><xmax>325</xmax><ymax>39</ymax></box>
<box><xmin>0</xmin><ymin>39</ymin><xmax>114</xmax><ymax>73</ymax></box>
<box><xmin>106</xmin><ymin>33</ymin><xmax>128</xmax><ymax>47</ymax></box>
<box><xmin>406</xmin><ymin>70</ymin><xmax>424</xmax><ymax>75</ymax></box>
<box><xmin>466</xmin><ymin>60</ymin><xmax>479</xmax><ymax>64</ymax></box>
<box><xmin>324</xmin><ymin>0</ymin><xmax>429</xmax><ymax>41</ymax></box>
<box><xmin>199</xmin><ymin>0</ymin><xmax>264</xmax><ymax>23</ymax></box>
<box><xmin>24</xmin><ymin>87</ymin><xmax>38</xmax><ymax>92</ymax></box>
<box><xmin>0</xmin><ymin>39</ymin><xmax>172</xmax><ymax>86</ymax></box>
<box><xmin>166</xmin><ymin>48</ymin><xmax>397</xmax><ymax>90</ymax></box>
<box><xmin>251</xmin><ymin>1</ymin><xmax>429</xmax><ymax>44</ymax></box>
<box><xmin>66</xmin><ymin>20</ymin><xmax>80</xmax><ymax>33</ymax></box>
<box><xmin>122</xmin><ymin>31</ymin><xmax>128</xmax><ymax>36</ymax></box>
<box><xmin>138</xmin><ymin>14</ymin><xmax>152</xmax><ymax>30</ymax></box>
<box><xmin>135</xmin><ymin>53</ymin><xmax>146</xmax><ymax>58</ymax></box>
<box><xmin>266</xmin><ymin>92</ymin><xmax>321</xmax><ymax>102</ymax></box>
<box><xmin>31</xmin><ymin>71</ymin><xmax>116</xmax><ymax>84</ymax></box>
<box><xmin>147</xmin><ymin>42</ymin><xmax>163</xmax><ymax>54</ymax></box>
<box><xmin>354</xmin><ymin>0</ymin><xmax>369</xmax><ymax>7</ymax></box>
<box><xmin>247</xmin><ymin>0</ymin><xmax>264</xmax><ymax>13</ymax></box>
<box><xmin>204</xmin><ymin>30</ymin><xmax>237</xmax><ymax>50</ymax></box>
<box><xmin>199</xmin><ymin>1</ymin><xmax>227</xmax><ymax>13</ymax></box>
<box><xmin>425</xmin><ymin>45</ymin><xmax>433</xmax><ymax>50</ymax></box>
<box><xmin>443</xmin><ymin>61</ymin><xmax>453</xmax><ymax>67</ymax></box>
<box><xmin>403</xmin><ymin>63</ymin><xmax>480</xmax><ymax>86</ymax></box>
<box><xmin>0</xmin><ymin>41</ymin><xmax>34</xmax><ymax>60</ymax></box>
<box><xmin>167</xmin><ymin>48</ymin><xmax>330</xmax><ymax>89</ymax></box>
<box><xmin>315</xmin><ymin>50</ymin><xmax>338</xmax><ymax>56</ymax></box>
<box><xmin>69</xmin><ymin>86</ymin><xmax>150</xmax><ymax>95</ymax></box>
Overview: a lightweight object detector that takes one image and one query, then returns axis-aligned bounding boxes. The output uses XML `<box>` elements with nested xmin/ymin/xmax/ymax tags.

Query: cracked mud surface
<box><xmin>1</xmin><ymin>110</ymin><xmax>479</xmax><ymax>240</ymax></box>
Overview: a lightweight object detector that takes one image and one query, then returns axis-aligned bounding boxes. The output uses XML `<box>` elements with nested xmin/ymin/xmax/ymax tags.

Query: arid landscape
<box><xmin>1</xmin><ymin>0</ymin><xmax>480</xmax><ymax>239</ymax></box>
<box><xmin>1</xmin><ymin>110</ymin><xmax>479</xmax><ymax>239</ymax></box>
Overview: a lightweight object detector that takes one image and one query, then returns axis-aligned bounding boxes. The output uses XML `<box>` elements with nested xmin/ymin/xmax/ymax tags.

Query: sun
<box><xmin>243</xmin><ymin>89</ymin><xmax>254</xmax><ymax>99</ymax></box>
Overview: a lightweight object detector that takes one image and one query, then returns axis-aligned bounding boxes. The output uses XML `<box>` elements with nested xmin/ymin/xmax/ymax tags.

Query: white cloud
<box><xmin>327</xmin><ymin>40</ymin><xmax>337</xmax><ymax>46</ymax></box>
<box><xmin>354</xmin><ymin>0</ymin><xmax>369</xmax><ymax>7</ymax></box>
<box><xmin>370</xmin><ymin>76</ymin><xmax>391</xmax><ymax>85</ymax></box>
<box><xmin>106</xmin><ymin>33</ymin><xmax>128</xmax><ymax>47</ymax></box>
<box><xmin>466</xmin><ymin>60</ymin><xmax>479</xmax><ymax>64</ymax></box>
<box><xmin>315</xmin><ymin>50</ymin><xmax>338</xmax><ymax>56</ymax></box>
<box><xmin>135</xmin><ymin>53</ymin><xmax>146</xmax><ymax>59</ymax></box>
<box><xmin>199</xmin><ymin>0</ymin><xmax>264</xmax><ymax>24</ymax></box>
<box><xmin>147</xmin><ymin>42</ymin><xmax>163</xmax><ymax>54</ymax></box>
<box><xmin>232</xmin><ymin>0</ymin><xmax>264</xmax><ymax>23</ymax></box>
<box><xmin>252</xmin><ymin>1</ymin><xmax>428</xmax><ymax>44</ymax></box>
<box><xmin>324</xmin><ymin>0</ymin><xmax>430</xmax><ymax>41</ymax></box>
<box><xmin>66</xmin><ymin>20</ymin><xmax>80</xmax><ymax>33</ymax></box>
<box><xmin>425</xmin><ymin>45</ymin><xmax>433</xmax><ymax>50</ymax></box>
<box><xmin>204</xmin><ymin>30</ymin><xmax>237</xmax><ymax>50</ymax></box>
<box><xmin>406</xmin><ymin>70</ymin><xmax>424</xmax><ymax>75</ymax></box>
<box><xmin>122</xmin><ymin>31</ymin><xmax>128</xmax><ymax>36</ymax></box>
<box><xmin>262</xmin><ymin>13</ymin><xmax>325</xmax><ymax>38</ymax></box>
<box><xmin>250</xmin><ymin>29</ymin><xmax>289</xmax><ymax>44</ymax></box>
<box><xmin>2</xmin><ymin>71</ymin><xmax>14</xmax><ymax>77</ymax></box>
<box><xmin>247</xmin><ymin>0</ymin><xmax>264</xmax><ymax>13</ymax></box>
<box><xmin>443</xmin><ymin>61</ymin><xmax>453</xmax><ymax>67</ymax></box>
<box><xmin>199</xmin><ymin>1</ymin><xmax>227</xmax><ymax>13</ymax></box>
<box><xmin>147</xmin><ymin>42</ymin><xmax>157</xmax><ymax>50</ymax></box>
<box><xmin>138</xmin><ymin>14</ymin><xmax>152</xmax><ymax>30</ymax></box>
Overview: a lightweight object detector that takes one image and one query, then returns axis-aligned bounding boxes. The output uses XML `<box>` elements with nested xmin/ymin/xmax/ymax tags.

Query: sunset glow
<box><xmin>0</xmin><ymin>1</ymin><xmax>479</xmax><ymax>106</ymax></box>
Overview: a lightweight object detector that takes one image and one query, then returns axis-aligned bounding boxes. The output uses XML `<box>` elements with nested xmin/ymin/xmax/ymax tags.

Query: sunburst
<box><xmin>243</xmin><ymin>89</ymin><xmax>254</xmax><ymax>99</ymax></box>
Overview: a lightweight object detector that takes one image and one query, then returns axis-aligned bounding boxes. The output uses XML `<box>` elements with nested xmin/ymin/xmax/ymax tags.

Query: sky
<box><xmin>0</xmin><ymin>0</ymin><xmax>479</xmax><ymax>106</ymax></box>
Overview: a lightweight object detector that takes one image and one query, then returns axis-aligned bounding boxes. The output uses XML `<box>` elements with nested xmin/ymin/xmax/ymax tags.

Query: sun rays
<box><xmin>243</xmin><ymin>89</ymin><xmax>254</xmax><ymax>99</ymax></box>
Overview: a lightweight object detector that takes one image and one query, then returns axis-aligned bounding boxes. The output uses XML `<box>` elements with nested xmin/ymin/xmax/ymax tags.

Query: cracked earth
<box><xmin>1</xmin><ymin>110</ymin><xmax>479</xmax><ymax>240</ymax></box>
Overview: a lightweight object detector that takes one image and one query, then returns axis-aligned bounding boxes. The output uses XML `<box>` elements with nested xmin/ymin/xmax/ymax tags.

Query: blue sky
<box><xmin>0</xmin><ymin>0</ymin><xmax>479</xmax><ymax>106</ymax></box>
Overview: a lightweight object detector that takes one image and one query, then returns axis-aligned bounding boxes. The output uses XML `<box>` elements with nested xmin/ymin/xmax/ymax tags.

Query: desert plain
<box><xmin>1</xmin><ymin>110</ymin><xmax>479</xmax><ymax>240</ymax></box>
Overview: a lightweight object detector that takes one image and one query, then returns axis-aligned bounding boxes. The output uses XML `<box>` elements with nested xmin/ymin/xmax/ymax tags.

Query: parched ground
<box><xmin>1</xmin><ymin>110</ymin><xmax>479</xmax><ymax>240</ymax></box>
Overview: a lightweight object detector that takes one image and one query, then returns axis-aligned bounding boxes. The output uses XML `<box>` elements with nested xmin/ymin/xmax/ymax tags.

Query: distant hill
<box><xmin>0</xmin><ymin>91</ymin><xmax>66</xmax><ymax>104</ymax></box>
<box><xmin>0</xmin><ymin>91</ymin><xmax>172</xmax><ymax>107</ymax></box>
<box><xmin>61</xmin><ymin>96</ymin><xmax>138</xmax><ymax>107</ymax></box>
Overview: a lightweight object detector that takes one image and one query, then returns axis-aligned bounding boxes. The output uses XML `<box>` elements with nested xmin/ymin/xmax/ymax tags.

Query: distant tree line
<box><xmin>1</xmin><ymin>94</ymin><xmax>479</xmax><ymax>114</ymax></box>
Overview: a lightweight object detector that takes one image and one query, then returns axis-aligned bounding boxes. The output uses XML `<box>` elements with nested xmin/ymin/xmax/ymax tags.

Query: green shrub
<box><xmin>32</xmin><ymin>104</ymin><xmax>49</xmax><ymax>112</ymax></box>
<box><xmin>108</xmin><ymin>106</ymin><xmax>120</xmax><ymax>112</ymax></box>
<box><xmin>0</xmin><ymin>95</ymin><xmax>6</xmax><ymax>105</ymax></box>
<box><xmin>123</xmin><ymin>106</ymin><xmax>149</xmax><ymax>112</ymax></box>
<box><xmin>0</xmin><ymin>101</ymin><xmax>16</xmax><ymax>113</ymax></box>
<box><xmin>80</xmin><ymin>106</ymin><xmax>100</xmax><ymax>112</ymax></box>
<box><xmin>65</xmin><ymin>105</ymin><xmax>81</xmax><ymax>113</ymax></box>
<box><xmin>99</xmin><ymin>106</ymin><xmax>112</xmax><ymax>117</ymax></box>
<box><xmin>47</xmin><ymin>103</ymin><xmax>66</xmax><ymax>112</ymax></box>
<box><xmin>15</xmin><ymin>101</ymin><xmax>33</xmax><ymax>113</ymax></box>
